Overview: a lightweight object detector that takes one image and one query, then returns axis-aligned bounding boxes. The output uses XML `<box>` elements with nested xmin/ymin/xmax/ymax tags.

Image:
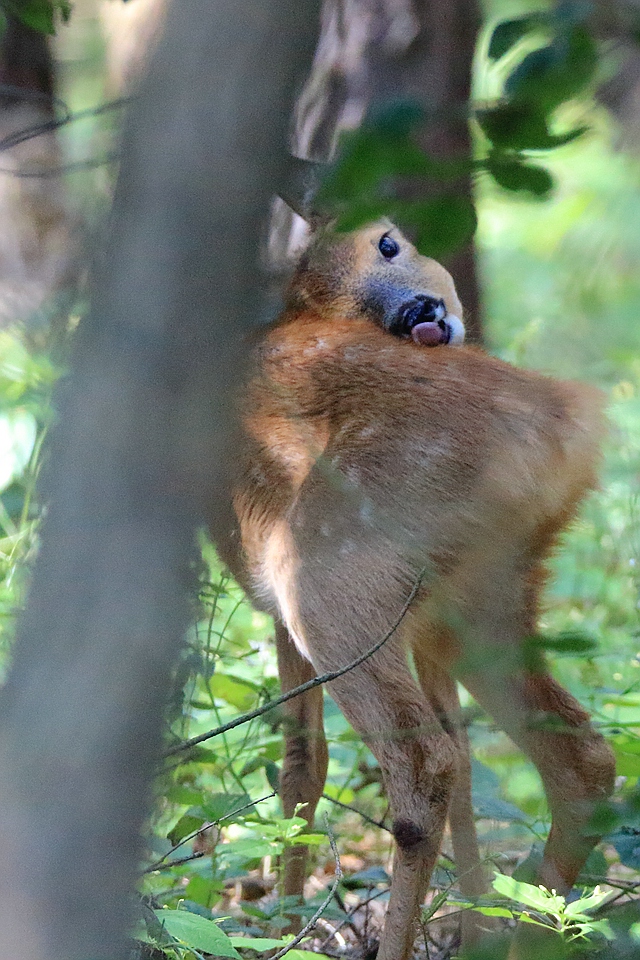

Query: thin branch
<box><xmin>144</xmin><ymin>791</ymin><xmax>276</xmax><ymax>873</ymax></box>
<box><xmin>319</xmin><ymin>887</ymin><xmax>390</xmax><ymax>951</ymax></box>
<box><xmin>321</xmin><ymin>793</ymin><xmax>391</xmax><ymax>833</ymax></box>
<box><xmin>0</xmin><ymin>152</ymin><xmax>120</xmax><ymax>178</ymax></box>
<box><xmin>165</xmin><ymin>568</ymin><xmax>426</xmax><ymax>758</ymax></box>
<box><xmin>271</xmin><ymin>813</ymin><xmax>343</xmax><ymax>960</ymax></box>
<box><xmin>0</xmin><ymin>97</ymin><xmax>130</xmax><ymax>153</ymax></box>
<box><xmin>0</xmin><ymin>83</ymin><xmax>71</xmax><ymax>117</ymax></box>
<box><xmin>146</xmin><ymin>849</ymin><xmax>207</xmax><ymax>873</ymax></box>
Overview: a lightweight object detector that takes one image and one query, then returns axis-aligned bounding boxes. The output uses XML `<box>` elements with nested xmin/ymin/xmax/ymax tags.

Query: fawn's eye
<box><xmin>378</xmin><ymin>234</ymin><xmax>399</xmax><ymax>259</ymax></box>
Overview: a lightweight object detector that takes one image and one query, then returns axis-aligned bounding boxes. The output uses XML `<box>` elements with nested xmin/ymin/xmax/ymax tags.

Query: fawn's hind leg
<box><xmin>462</xmin><ymin>666</ymin><xmax>615</xmax><ymax>893</ymax></box>
<box><xmin>413</xmin><ymin>647</ymin><xmax>489</xmax><ymax>947</ymax></box>
<box><xmin>441</xmin><ymin>549</ymin><xmax>616</xmax><ymax>895</ymax></box>
<box><xmin>275</xmin><ymin>621</ymin><xmax>328</xmax><ymax>912</ymax></box>
<box><xmin>325</xmin><ymin>654</ymin><xmax>459</xmax><ymax>960</ymax></box>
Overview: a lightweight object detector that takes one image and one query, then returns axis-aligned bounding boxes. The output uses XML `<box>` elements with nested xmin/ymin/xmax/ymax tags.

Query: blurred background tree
<box><xmin>0</xmin><ymin>2</ymin><xmax>638</xmax><ymax>960</ymax></box>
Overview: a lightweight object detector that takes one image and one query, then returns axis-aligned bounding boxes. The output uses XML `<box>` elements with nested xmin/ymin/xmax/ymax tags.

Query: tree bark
<box><xmin>0</xmin><ymin>15</ymin><xmax>79</xmax><ymax>336</ymax></box>
<box><xmin>386</xmin><ymin>0</ymin><xmax>482</xmax><ymax>341</ymax></box>
<box><xmin>0</xmin><ymin>2</ymin><xmax>319</xmax><ymax>959</ymax></box>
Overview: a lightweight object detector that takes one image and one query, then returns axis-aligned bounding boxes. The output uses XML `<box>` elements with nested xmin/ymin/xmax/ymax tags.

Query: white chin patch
<box><xmin>447</xmin><ymin>315</ymin><xmax>465</xmax><ymax>345</ymax></box>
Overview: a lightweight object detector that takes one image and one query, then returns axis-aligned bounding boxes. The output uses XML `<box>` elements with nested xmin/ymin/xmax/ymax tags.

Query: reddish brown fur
<box><xmin>214</xmin><ymin>224</ymin><xmax>615</xmax><ymax>960</ymax></box>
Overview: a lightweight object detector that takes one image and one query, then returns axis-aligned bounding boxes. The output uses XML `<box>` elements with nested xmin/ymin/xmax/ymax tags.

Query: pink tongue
<box><xmin>411</xmin><ymin>321</ymin><xmax>446</xmax><ymax>346</ymax></box>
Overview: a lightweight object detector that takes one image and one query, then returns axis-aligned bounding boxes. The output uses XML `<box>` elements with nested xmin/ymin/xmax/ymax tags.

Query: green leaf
<box><xmin>264</xmin><ymin>759</ymin><xmax>280</xmax><ymax>791</ymax></box>
<box><xmin>526</xmin><ymin>631</ymin><xmax>598</xmax><ymax>655</ymax></box>
<box><xmin>563</xmin><ymin>887</ymin><xmax>611</xmax><ymax>916</ymax></box>
<box><xmin>486</xmin><ymin>154</ymin><xmax>554</xmax><ymax>197</ymax></box>
<box><xmin>209</xmin><ymin>673</ymin><xmax>260</xmax><ymax>710</ymax></box>
<box><xmin>341</xmin><ymin>866</ymin><xmax>390</xmax><ymax>889</ymax></box>
<box><xmin>412</xmin><ymin>195</ymin><xmax>477</xmax><ymax>259</ymax></box>
<box><xmin>610</xmin><ymin>826</ymin><xmax>640</xmax><ymax>868</ymax></box>
<box><xmin>202</xmin><ymin>793</ymin><xmax>255</xmax><ymax>821</ymax></box>
<box><xmin>478</xmin><ymin>103</ymin><xmax>586</xmax><ymax>152</ymax></box>
<box><xmin>282</xmin><ymin>953</ymin><xmax>332</xmax><ymax>960</ymax></box>
<box><xmin>492</xmin><ymin>874</ymin><xmax>564</xmax><ymax>912</ymax></box>
<box><xmin>8</xmin><ymin>0</ymin><xmax>55</xmax><ymax>34</ymax></box>
<box><xmin>164</xmin><ymin>785</ymin><xmax>206</xmax><ymax>807</ymax></box>
<box><xmin>167</xmin><ymin>813</ymin><xmax>205</xmax><ymax>846</ymax></box>
<box><xmin>488</xmin><ymin>15</ymin><xmax>547</xmax><ymax>61</ymax></box>
<box><xmin>0</xmin><ymin>409</ymin><xmax>37</xmax><ymax>493</ymax></box>
<box><xmin>184</xmin><ymin>875</ymin><xmax>224</xmax><ymax>908</ymax></box>
<box><xmin>610</xmin><ymin>737</ymin><xmax>640</xmax><ymax>777</ymax></box>
<box><xmin>222</xmin><ymin>837</ymin><xmax>280</xmax><ymax>859</ymax></box>
<box><xmin>581</xmin><ymin>918</ymin><xmax>614</xmax><ymax>938</ymax></box>
<box><xmin>368</xmin><ymin>98</ymin><xmax>425</xmax><ymax>138</ymax></box>
<box><xmin>230</xmin><ymin>936</ymin><xmax>292</xmax><ymax>950</ymax></box>
<box><xmin>504</xmin><ymin>27</ymin><xmax>598</xmax><ymax>113</ymax></box>
<box><xmin>471</xmin><ymin>904</ymin><xmax>516</xmax><ymax>918</ymax></box>
<box><xmin>154</xmin><ymin>909</ymin><xmax>241</xmax><ymax>958</ymax></box>
<box><xmin>471</xmin><ymin>760</ymin><xmax>528</xmax><ymax>823</ymax></box>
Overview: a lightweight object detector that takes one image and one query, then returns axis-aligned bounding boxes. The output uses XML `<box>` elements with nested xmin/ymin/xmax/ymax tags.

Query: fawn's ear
<box><xmin>277</xmin><ymin>154</ymin><xmax>331</xmax><ymax>225</ymax></box>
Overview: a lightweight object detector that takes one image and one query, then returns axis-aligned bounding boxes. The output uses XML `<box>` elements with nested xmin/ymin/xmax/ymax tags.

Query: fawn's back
<box><xmin>234</xmin><ymin>312</ymin><xmax>604</xmax><ymax>665</ymax></box>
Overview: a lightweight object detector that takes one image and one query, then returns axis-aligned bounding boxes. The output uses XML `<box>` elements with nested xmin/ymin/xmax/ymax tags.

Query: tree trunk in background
<box><xmin>273</xmin><ymin>0</ymin><xmax>483</xmax><ymax>341</ymax></box>
<box><xmin>0</xmin><ymin>2</ymin><xmax>319</xmax><ymax>959</ymax></box>
<box><xmin>0</xmin><ymin>16</ymin><xmax>79</xmax><ymax>338</ymax></box>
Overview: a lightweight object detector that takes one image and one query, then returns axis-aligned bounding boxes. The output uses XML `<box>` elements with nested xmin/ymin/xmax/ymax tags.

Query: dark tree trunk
<box><xmin>0</xmin><ymin>2</ymin><xmax>319</xmax><ymax>959</ymax></box>
<box><xmin>385</xmin><ymin>0</ymin><xmax>482</xmax><ymax>341</ymax></box>
<box><xmin>0</xmin><ymin>15</ymin><xmax>54</xmax><ymax>106</ymax></box>
<box><xmin>0</xmin><ymin>15</ymin><xmax>79</xmax><ymax>335</ymax></box>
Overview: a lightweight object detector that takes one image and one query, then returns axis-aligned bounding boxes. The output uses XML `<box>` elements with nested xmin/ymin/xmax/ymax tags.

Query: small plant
<box><xmin>485</xmin><ymin>873</ymin><xmax>614</xmax><ymax>945</ymax></box>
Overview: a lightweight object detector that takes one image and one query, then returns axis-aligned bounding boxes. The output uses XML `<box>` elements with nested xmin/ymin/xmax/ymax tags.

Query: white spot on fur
<box><xmin>447</xmin><ymin>315</ymin><xmax>465</xmax><ymax>344</ymax></box>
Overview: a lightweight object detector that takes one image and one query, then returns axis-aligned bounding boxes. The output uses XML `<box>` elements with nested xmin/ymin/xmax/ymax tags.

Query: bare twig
<box><xmin>0</xmin><ymin>97</ymin><xmax>130</xmax><ymax>153</ymax></box>
<box><xmin>147</xmin><ymin>849</ymin><xmax>207</xmax><ymax>872</ymax></box>
<box><xmin>319</xmin><ymin>886</ymin><xmax>390</xmax><ymax>951</ymax></box>
<box><xmin>0</xmin><ymin>83</ymin><xmax>71</xmax><ymax>116</ymax></box>
<box><xmin>165</xmin><ymin>568</ymin><xmax>426</xmax><ymax>758</ymax></box>
<box><xmin>321</xmin><ymin>792</ymin><xmax>391</xmax><ymax>833</ymax></box>
<box><xmin>144</xmin><ymin>791</ymin><xmax>276</xmax><ymax>873</ymax></box>
<box><xmin>0</xmin><ymin>152</ymin><xmax>121</xmax><ymax>178</ymax></box>
<box><xmin>271</xmin><ymin>813</ymin><xmax>343</xmax><ymax>960</ymax></box>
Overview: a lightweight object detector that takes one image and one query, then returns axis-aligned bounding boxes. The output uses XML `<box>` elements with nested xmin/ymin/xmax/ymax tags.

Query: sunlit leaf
<box><xmin>209</xmin><ymin>672</ymin><xmax>261</xmax><ymax>710</ymax></box>
<box><xmin>563</xmin><ymin>887</ymin><xmax>611</xmax><ymax>916</ymax></box>
<box><xmin>154</xmin><ymin>909</ymin><xmax>241</xmax><ymax>958</ymax></box>
<box><xmin>0</xmin><ymin>410</ymin><xmax>37</xmax><ymax>493</ymax></box>
<box><xmin>492</xmin><ymin>874</ymin><xmax>564</xmax><ymax>913</ymax></box>
<box><xmin>230</xmin><ymin>936</ymin><xmax>292</xmax><ymax>950</ymax></box>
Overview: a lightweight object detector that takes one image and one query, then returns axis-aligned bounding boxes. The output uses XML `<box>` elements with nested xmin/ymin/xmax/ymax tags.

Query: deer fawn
<box><xmin>212</xmin><ymin>220</ymin><xmax>616</xmax><ymax>960</ymax></box>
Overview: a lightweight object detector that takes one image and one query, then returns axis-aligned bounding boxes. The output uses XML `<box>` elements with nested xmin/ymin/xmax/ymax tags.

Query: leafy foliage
<box><xmin>489</xmin><ymin>875</ymin><xmax>614</xmax><ymax>943</ymax></box>
<box><xmin>0</xmin><ymin>0</ymin><xmax>72</xmax><ymax>35</ymax></box>
<box><xmin>316</xmin><ymin>3</ymin><xmax>611</xmax><ymax>257</ymax></box>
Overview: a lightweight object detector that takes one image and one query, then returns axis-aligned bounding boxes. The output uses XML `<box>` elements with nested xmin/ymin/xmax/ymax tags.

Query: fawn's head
<box><xmin>286</xmin><ymin>219</ymin><xmax>464</xmax><ymax>346</ymax></box>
